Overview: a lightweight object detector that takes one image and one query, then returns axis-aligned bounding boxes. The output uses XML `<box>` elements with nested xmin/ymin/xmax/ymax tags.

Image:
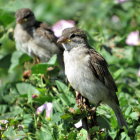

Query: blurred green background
<box><xmin>0</xmin><ymin>0</ymin><xmax>140</xmax><ymax>139</ymax></box>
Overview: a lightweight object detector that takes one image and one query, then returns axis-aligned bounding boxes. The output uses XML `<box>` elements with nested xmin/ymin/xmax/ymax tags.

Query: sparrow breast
<box><xmin>64</xmin><ymin>46</ymin><xmax>109</xmax><ymax>105</ymax></box>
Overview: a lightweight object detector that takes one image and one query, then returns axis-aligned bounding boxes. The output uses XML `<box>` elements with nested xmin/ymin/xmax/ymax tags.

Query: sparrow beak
<box><xmin>57</xmin><ymin>36</ymin><xmax>71</xmax><ymax>44</ymax></box>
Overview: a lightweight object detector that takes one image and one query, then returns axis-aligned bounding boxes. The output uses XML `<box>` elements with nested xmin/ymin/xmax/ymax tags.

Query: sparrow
<box><xmin>57</xmin><ymin>27</ymin><xmax>127</xmax><ymax>127</ymax></box>
<box><xmin>14</xmin><ymin>8</ymin><xmax>63</xmax><ymax>63</ymax></box>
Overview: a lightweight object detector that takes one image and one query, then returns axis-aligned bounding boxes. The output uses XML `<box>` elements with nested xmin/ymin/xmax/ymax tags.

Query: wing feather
<box><xmin>88</xmin><ymin>49</ymin><xmax>119</xmax><ymax>105</ymax></box>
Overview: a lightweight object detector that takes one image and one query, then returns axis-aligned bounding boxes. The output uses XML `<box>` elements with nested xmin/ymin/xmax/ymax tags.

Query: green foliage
<box><xmin>0</xmin><ymin>0</ymin><xmax>140</xmax><ymax>139</ymax></box>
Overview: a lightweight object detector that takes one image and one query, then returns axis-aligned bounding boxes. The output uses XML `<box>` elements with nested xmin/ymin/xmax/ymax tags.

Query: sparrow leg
<box><xmin>76</xmin><ymin>92</ymin><xmax>102</xmax><ymax>124</ymax></box>
<box><xmin>76</xmin><ymin>91</ymin><xmax>84</xmax><ymax>109</ymax></box>
<box><xmin>90</xmin><ymin>100</ymin><xmax>102</xmax><ymax>112</ymax></box>
<box><xmin>34</xmin><ymin>56</ymin><xmax>40</xmax><ymax>64</ymax></box>
<box><xmin>88</xmin><ymin>101</ymin><xmax>102</xmax><ymax>128</ymax></box>
<box><xmin>76</xmin><ymin>92</ymin><xmax>93</xmax><ymax>140</ymax></box>
<box><xmin>76</xmin><ymin>91</ymin><xmax>91</xmax><ymax>110</ymax></box>
<box><xmin>82</xmin><ymin>117</ymin><xmax>91</xmax><ymax>140</ymax></box>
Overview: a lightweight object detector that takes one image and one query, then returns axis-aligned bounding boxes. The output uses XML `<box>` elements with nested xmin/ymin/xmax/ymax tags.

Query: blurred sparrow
<box><xmin>14</xmin><ymin>8</ymin><xmax>63</xmax><ymax>63</ymax></box>
<box><xmin>57</xmin><ymin>27</ymin><xmax>127</xmax><ymax>127</ymax></box>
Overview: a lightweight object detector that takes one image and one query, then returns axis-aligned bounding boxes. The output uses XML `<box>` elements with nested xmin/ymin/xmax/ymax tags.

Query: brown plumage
<box><xmin>14</xmin><ymin>8</ymin><xmax>63</xmax><ymax>63</ymax></box>
<box><xmin>58</xmin><ymin>27</ymin><xmax>127</xmax><ymax>127</ymax></box>
<box><xmin>88</xmin><ymin>50</ymin><xmax>119</xmax><ymax>105</ymax></box>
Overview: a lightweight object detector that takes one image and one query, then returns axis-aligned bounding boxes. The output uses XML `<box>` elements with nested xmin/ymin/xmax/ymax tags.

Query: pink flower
<box><xmin>36</xmin><ymin>102</ymin><xmax>53</xmax><ymax>119</ymax></box>
<box><xmin>32</xmin><ymin>94</ymin><xmax>38</xmax><ymax>98</ymax></box>
<box><xmin>115</xmin><ymin>0</ymin><xmax>127</xmax><ymax>3</ymax></box>
<box><xmin>52</xmin><ymin>20</ymin><xmax>75</xmax><ymax>37</ymax></box>
<box><xmin>126</xmin><ymin>31</ymin><xmax>140</xmax><ymax>46</ymax></box>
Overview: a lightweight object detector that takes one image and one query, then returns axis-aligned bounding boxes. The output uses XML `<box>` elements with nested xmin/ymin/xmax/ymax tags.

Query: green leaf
<box><xmin>130</xmin><ymin>112</ymin><xmax>139</xmax><ymax>120</ymax></box>
<box><xmin>0</xmin><ymin>106</ymin><xmax>23</xmax><ymax>119</ymax></box>
<box><xmin>2</xmin><ymin>0</ymin><xmax>33</xmax><ymax>12</ymax></box>
<box><xmin>125</xmin><ymin>106</ymin><xmax>132</xmax><ymax>116</ymax></box>
<box><xmin>0</xmin><ymin>105</ymin><xmax>8</xmax><ymax>114</ymax></box>
<box><xmin>16</xmin><ymin>83</ymin><xmax>40</xmax><ymax>103</ymax></box>
<box><xmin>3</xmin><ymin>126</ymin><xmax>26</xmax><ymax>139</ymax></box>
<box><xmin>55</xmin><ymin>80</ymin><xmax>69</xmax><ymax>93</ymax></box>
<box><xmin>61</xmin><ymin>113</ymin><xmax>72</xmax><ymax>120</ymax></box>
<box><xmin>36</xmin><ymin>126</ymin><xmax>54</xmax><ymax>140</ymax></box>
<box><xmin>114</xmin><ymin>68</ymin><xmax>124</xmax><ymax>79</ymax></box>
<box><xmin>0</xmin><ymin>54</ymin><xmax>11</xmax><ymax>69</ymax></box>
<box><xmin>77</xmin><ymin>129</ymin><xmax>88</xmax><ymax>140</ymax></box>
<box><xmin>121</xmin><ymin>132</ymin><xmax>131</xmax><ymax>140</ymax></box>
<box><xmin>8</xmin><ymin>51</ymin><xmax>24</xmax><ymax>73</ymax></box>
<box><xmin>10</xmin><ymin>106</ymin><xmax>23</xmax><ymax>115</ymax></box>
<box><xmin>22</xmin><ymin>114</ymin><xmax>33</xmax><ymax>128</ymax></box>
<box><xmin>3</xmin><ymin>94</ymin><xmax>17</xmax><ymax>104</ymax></box>
<box><xmin>136</xmin><ymin>125</ymin><xmax>140</xmax><ymax>134</ymax></box>
<box><xmin>0</xmin><ymin>10</ymin><xmax>14</xmax><ymax>26</ymax></box>
<box><xmin>47</xmin><ymin>54</ymin><xmax>57</xmax><ymax>65</ymax></box>
<box><xmin>67</xmin><ymin>131</ymin><xmax>77</xmax><ymax>140</ymax></box>
<box><xmin>55</xmin><ymin>80</ymin><xmax>75</xmax><ymax>106</ymax></box>
<box><xmin>31</xmin><ymin>63</ymin><xmax>48</xmax><ymax>74</ymax></box>
<box><xmin>3</xmin><ymin>126</ymin><xmax>15</xmax><ymax>139</ymax></box>
<box><xmin>16</xmin><ymin>83</ymin><xmax>40</xmax><ymax>95</ymax></box>
<box><xmin>31</xmin><ymin>55</ymin><xmax>58</xmax><ymax>74</ymax></box>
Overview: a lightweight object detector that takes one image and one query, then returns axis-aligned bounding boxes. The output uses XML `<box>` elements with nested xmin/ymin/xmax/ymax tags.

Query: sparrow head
<box><xmin>15</xmin><ymin>8</ymin><xmax>36</xmax><ymax>28</ymax></box>
<box><xmin>57</xmin><ymin>27</ymin><xmax>88</xmax><ymax>51</ymax></box>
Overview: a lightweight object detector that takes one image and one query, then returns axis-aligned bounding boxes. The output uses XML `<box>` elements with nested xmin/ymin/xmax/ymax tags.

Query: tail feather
<box><xmin>110</xmin><ymin>104</ymin><xmax>127</xmax><ymax>128</ymax></box>
<box><xmin>114</xmin><ymin>108</ymin><xmax>127</xmax><ymax>128</ymax></box>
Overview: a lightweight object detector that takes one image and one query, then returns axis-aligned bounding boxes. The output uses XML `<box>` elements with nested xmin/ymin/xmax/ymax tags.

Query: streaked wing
<box><xmin>88</xmin><ymin>49</ymin><xmax>119</xmax><ymax>104</ymax></box>
<box><xmin>35</xmin><ymin>21</ymin><xmax>57</xmax><ymax>43</ymax></box>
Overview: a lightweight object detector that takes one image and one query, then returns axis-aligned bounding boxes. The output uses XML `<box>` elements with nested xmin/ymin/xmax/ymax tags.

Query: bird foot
<box><xmin>34</xmin><ymin>56</ymin><xmax>40</xmax><ymax>64</ymax></box>
<box><xmin>76</xmin><ymin>91</ymin><xmax>90</xmax><ymax>110</ymax></box>
<box><xmin>75</xmin><ymin>91</ymin><xmax>99</xmax><ymax>127</ymax></box>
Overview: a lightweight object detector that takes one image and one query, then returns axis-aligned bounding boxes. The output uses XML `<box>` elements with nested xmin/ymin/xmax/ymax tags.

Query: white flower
<box><xmin>111</xmin><ymin>15</ymin><xmax>120</xmax><ymax>23</ymax></box>
<box><xmin>36</xmin><ymin>102</ymin><xmax>53</xmax><ymax>119</ymax></box>
<box><xmin>0</xmin><ymin>120</ymin><xmax>8</xmax><ymax>124</ymax></box>
<box><xmin>137</xmin><ymin>69</ymin><xmax>140</xmax><ymax>77</ymax></box>
<box><xmin>45</xmin><ymin>103</ymin><xmax>53</xmax><ymax>119</ymax></box>
<box><xmin>126</xmin><ymin>31</ymin><xmax>140</xmax><ymax>46</ymax></box>
<box><xmin>74</xmin><ymin>119</ymin><xmax>82</xmax><ymax>128</ymax></box>
<box><xmin>36</xmin><ymin>104</ymin><xmax>46</xmax><ymax>115</ymax></box>
<box><xmin>52</xmin><ymin>20</ymin><xmax>75</xmax><ymax>37</ymax></box>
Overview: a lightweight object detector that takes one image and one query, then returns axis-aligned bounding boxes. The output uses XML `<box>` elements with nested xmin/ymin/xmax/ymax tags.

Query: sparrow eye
<box><xmin>24</xmin><ymin>13</ymin><xmax>33</xmax><ymax>19</ymax></box>
<box><xmin>47</xmin><ymin>29</ymin><xmax>54</xmax><ymax>34</ymax></box>
<box><xmin>24</xmin><ymin>15</ymin><xmax>30</xmax><ymax>19</ymax></box>
<box><xmin>70</xmin><ymin>34</ymin><xmax>75</xmax><ymax>38</ymax></box>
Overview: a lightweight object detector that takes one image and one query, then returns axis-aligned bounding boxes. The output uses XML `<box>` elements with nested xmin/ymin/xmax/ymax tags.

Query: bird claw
<box><xmin>76</xmin><ymin>92</ymin><xmax>87</xmax><ymax>110</ymax></box>
<box><xmin>34</xmin><ymin>56</ymin><xmax>40</xmax><ymax>64</ymax></box>
<box><xmin>75</xmin><ymin>91</ymin><xmax>99</xmax><ymax>127</ymax></box>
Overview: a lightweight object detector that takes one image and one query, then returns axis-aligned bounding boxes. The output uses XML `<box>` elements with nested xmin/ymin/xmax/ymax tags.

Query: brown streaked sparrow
<box><xmin>57</xmin><ymin>27</ymin><xmax>127</xmax><ymax>127</ymax></box>
<box><xmin>14</xmin><ymin>8</ymin><xmax>63</xmax><ymax>63</ymax></box>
